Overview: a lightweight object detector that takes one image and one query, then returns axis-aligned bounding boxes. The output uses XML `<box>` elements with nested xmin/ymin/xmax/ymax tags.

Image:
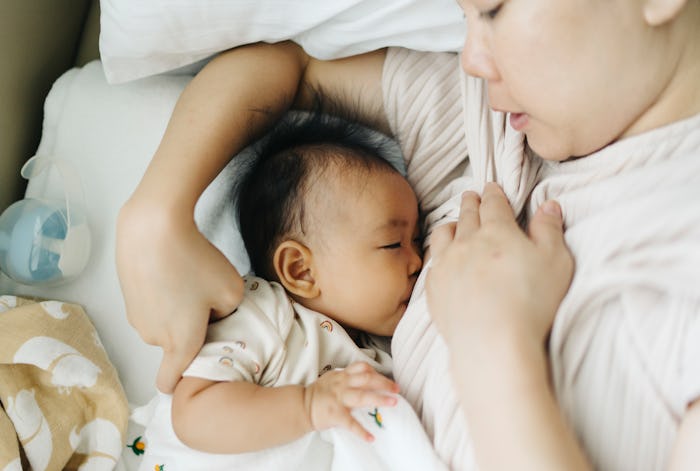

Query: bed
<box><xmin>0</xmin><ymin>1</ymin><xmax>466</xmax><ymax>468</ymax></box>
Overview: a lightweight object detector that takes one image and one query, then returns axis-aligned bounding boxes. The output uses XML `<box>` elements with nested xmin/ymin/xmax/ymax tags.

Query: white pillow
<box><xmin>99</xmin><ymin>0</ymin><xmax>466</xmax><ymax>84</ymax></box>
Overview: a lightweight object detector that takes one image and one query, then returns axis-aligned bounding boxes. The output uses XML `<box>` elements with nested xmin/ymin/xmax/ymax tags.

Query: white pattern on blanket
<box><xmin>0</xmin><ymin>297</ymin><xmax>128</xmax><ymax>471</ymax></box>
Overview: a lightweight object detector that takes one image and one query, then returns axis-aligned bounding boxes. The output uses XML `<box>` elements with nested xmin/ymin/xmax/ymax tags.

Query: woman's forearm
<box><xmin>172</xmin><ymin>377</ymin><xmax>312</xmax><ymax>453</ymax></box>
<box><xmin>130</xmin><ymin>41</ymin><xmax>309</xmax><ymax>214</ymax></box>
<box><xmin>450</xmin><ymin>330</ymin><xmax>591</xmax><ymax>471</ymax></box>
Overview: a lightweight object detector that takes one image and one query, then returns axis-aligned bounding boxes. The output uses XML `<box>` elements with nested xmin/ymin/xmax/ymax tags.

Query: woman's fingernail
<box><xmin>542</xmin><ymin>200</ymin><xmax>562</xmax><ymax>217</ymax></box>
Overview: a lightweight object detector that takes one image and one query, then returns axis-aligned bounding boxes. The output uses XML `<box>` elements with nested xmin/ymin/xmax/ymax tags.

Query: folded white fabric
<box><xmin>99</xmin><ymin>0</ymin><xmax>466</xmax><ymax>83</ymax></box>
<box><xmin>327</xmin><ymin>395</ymin><xmax>448</xmax><ymax>471</ymax></box>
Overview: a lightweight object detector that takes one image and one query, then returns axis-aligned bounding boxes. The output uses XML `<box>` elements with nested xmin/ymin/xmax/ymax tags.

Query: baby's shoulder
<box><xmin>204</xmin><ymin>275</ymin><xmax>294</xmax><ymax>342</ymax></box>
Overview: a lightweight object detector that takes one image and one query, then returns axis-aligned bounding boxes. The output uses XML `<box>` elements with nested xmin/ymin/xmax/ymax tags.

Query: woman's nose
<box><xmin>460</xmin><ymin>22</ymin><xmax>500</xmax><ymax>81</ymax></box>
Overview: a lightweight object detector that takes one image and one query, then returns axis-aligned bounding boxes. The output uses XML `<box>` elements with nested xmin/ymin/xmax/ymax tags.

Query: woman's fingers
<box><xmin>454</xmin><ymin>191</ymin><xmax>481</xmax><ymax>241</ymax></box>
<box><xmin>528</xmin><ymin>200</ymin><xmax>574</xmax><ymax>304</ymax></box>
<box><xmin>528</xmin><ymin>200</ymin><xmax>566</xmax><ymax>252</ymax></box>
<box><xmin>157</xmin><ymin>346</ymin><xmax>199</xmax><ymax>393</ymax></box>
<box><xmin>427</xmin><ymin>222</ymin><xmax>456</xmax><ymax>262</ymax></box>
<box><xmin>478</xmin><ymin>182</ymin><xmax>517</xmax><ymax>227</ymax></box>
<box><xmin>209</xmin><ymin>271</ymin><xmax>246</xmax><ymax>321</ymax></box>
<box><xmin>155</xmin><ymin>316</ymin><xmax>210</xmax><ymax>393</ymax></box>
<box><xmin>453</xmin><ymin>184</ymin><xmax>516</xmax><ymax>244</ymax></box>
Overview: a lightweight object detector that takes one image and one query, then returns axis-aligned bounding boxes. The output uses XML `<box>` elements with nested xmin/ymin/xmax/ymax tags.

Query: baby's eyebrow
<box><xmin>373</xmin><ymin>219</ymin><xmax>409</xmax><ymax>232</ymax></box>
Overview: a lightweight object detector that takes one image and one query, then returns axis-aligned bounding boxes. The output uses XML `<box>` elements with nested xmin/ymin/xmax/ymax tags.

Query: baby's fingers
<box><xmin>341</xmin><ymin>388</ymin><xmax>398</xmax><ymax>409</ymax></box>
<box><xmin>342</xmin><ymin>412</ymin><xmax>375</xmax><ymax>442</ymax></box>
<box><xmin>346</xmin><ymin>369</ymin><xmax>400</xmax><ymax>394</ymax></box>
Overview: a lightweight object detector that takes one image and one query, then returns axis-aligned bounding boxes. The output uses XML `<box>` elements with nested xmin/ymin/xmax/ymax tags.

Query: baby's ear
<box><xmin>642</xmin><ymin>0</ymin><xmax>686</xmax><ymax>25</ymax></box>
<box><xmin>273</xmin><ymin>240</ymin><xmax>320</xmax><ymax>299</ymax></box>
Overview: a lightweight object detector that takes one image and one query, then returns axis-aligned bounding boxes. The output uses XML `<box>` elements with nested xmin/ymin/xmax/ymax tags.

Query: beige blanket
<box><xmin>0</xmin><ymin>296</ymin><xmax>128</xmax><ymax>471</ymax></box>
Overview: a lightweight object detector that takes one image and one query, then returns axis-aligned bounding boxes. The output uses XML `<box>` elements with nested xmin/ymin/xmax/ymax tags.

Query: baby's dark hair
<box><xmin>236</xmin><ymin>111</ymin><xmax>400</xmax><ymax>280</ymax></box>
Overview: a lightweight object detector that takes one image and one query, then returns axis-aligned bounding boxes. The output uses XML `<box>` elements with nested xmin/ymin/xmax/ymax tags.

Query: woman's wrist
<box><xmin>118</xmin><ymin>186</ymin><xmax>198</xmax><ymax>237</ymax></box>
<box><xmin>448</xmin><ymin>328</ymin><xmax>590</xmax><ymax>470</ymax></box>
<box><xmin>448</xmin><ymin>323</ymin><xmax>549</xmax><ymax>399</ymax></box>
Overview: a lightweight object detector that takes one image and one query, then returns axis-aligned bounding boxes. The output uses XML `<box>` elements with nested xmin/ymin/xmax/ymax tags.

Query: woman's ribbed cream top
<box><xmin>383</xmin><ymin>47</ymin><xmax>700</xmax><ymax>471</ymax></box>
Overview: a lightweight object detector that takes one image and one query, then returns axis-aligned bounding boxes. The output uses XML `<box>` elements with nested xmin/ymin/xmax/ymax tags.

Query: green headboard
<box><xmin>0</xmin><ymin>0</ymin><xmax>100</xmax><ymax>212</ymax></box>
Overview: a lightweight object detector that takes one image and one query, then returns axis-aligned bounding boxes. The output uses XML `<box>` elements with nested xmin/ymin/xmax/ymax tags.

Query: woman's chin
<box><xmin>525</xmin><ymin>135</ymin><xmax>572</xmax><ymax>162</ymax></box>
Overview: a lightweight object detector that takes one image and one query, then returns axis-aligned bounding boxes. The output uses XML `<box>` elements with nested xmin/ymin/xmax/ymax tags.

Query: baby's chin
<box><xmin>358</xmin><ymin>304</ymin><xmax>408</xmax><ymax>338</ymax></box>
<box><xmin>385</xmin><ymin>303</ymin><xmax>408</xmax><ymax>335</ymax></box>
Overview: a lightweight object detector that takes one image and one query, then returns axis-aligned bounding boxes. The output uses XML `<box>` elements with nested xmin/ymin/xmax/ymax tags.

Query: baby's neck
<box><xmin>343</xmin><ymin>326</ymin><xmax>363</xmax><ymax>345</ymax></box>
<box><xmin>290</xmin><ymin>295</ymin><xmax>365</xmax><ymax>346</ymax></box>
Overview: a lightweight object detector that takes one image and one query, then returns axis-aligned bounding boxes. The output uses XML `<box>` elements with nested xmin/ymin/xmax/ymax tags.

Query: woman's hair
<box><xmin>236</xmin><ymin>111</ymin><xmax>399</xmax><ymax>280</ymax></box>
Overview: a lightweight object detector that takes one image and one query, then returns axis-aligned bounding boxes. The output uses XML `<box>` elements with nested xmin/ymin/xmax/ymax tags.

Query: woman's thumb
<box><xmin>528</xmin><ymin>200</ymin><xmax>566</xmax><ymax>250</ymax></box>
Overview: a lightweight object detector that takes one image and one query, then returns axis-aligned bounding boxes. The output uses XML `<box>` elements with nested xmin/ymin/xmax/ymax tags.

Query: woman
<box><xmin>425</xmin><ymin>1</ymin><xmax>700</xmax><ymax>469</ymax></box>
<box><xmin>116</xmin><ymin>0</ymin><xmax>700</xmax><ymax>468</ymax></box>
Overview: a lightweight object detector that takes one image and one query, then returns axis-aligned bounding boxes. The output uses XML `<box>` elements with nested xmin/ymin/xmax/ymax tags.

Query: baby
<box><xmin>138</xmin><ymin>113</ymin><xmax>445</xmax><ymax>470</ymax></box>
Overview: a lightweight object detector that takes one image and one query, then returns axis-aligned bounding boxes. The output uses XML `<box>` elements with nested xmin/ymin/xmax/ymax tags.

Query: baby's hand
<box><xmin>304</xmin><ymin>361</ymin><xmax>399</xmax><ymax>441</ymax></box>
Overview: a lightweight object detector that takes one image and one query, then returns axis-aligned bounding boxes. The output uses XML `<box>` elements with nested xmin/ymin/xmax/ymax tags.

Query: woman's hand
<box><xmin>304</xmin><ymin>362</ymin><xmax>399</xmax><ymax>442</ymax></box>
<box><xmin>426</xmin><ymin>183</ymin><xmax>588</xmax><ymax>471</ymax></box>
<box><xmin>116</xmin><ymin>197</ymin><xmax>245</xmax><ymax>393</ymax></box>
<box><xmin>426</xmin><ymin>182</ymin><xmax>573</xmax><ymax>354</ymax></box>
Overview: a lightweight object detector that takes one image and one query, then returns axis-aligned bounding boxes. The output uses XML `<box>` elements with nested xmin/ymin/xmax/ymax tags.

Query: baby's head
<box><xmin>237</xmin><ymin>113</ymin><xmax>422</xmax><ymax>337</ymax></box>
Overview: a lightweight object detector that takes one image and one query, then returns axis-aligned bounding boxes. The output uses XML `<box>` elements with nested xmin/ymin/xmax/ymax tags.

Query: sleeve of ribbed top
<box><xmin>550</xmin><ymin>287</ymin><xmax>700</xmax><ymax>469</ymax></box>
<box><xmin>382</xmin><ymin>48</ymin><xmax>469</xmax><ymax>212</ymax></box>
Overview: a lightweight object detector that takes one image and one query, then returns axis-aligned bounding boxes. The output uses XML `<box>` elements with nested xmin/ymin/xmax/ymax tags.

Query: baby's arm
<box><xmin>172</xmin><ymin>362</ymin><xmax>399</xmax><ymax>453</ymax></box>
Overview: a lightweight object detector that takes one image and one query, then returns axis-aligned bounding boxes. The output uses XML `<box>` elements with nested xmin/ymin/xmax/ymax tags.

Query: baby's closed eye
<box><xmin>381</xmin><ymin>242</ymin><xmax>402</xmax><ymax>250</ymax></box>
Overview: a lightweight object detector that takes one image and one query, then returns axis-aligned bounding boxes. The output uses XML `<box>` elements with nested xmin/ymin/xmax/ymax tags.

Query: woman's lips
<box><xmin>509</xmin><ymin>112</ymin><xmax>529</xmax><ymax>131</ymax></box>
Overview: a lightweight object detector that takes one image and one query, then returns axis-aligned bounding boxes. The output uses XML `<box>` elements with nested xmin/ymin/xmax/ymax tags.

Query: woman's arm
<box><xmin>446</xmin><ymin>326</ymin><xmax>591</xmax><ymax>471</ymax></box>
<box><xmin>171</xmin><ymin>362</ymin><xmax>399</xmax><ymax>453</ymax></box>
<box><xmin>669</xmin><ymin>400</ymin><xmax>700</xmax><ymax>470</ymax></box>
<box><xmin>426</xmin><ymin>184</ymin><xmax>590</xmax><ymax>471</ymax></box>
<box><xmin>116</xmin><ymin>42</ymin><xmax>388</xmax><ymax>393</ymax></box>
